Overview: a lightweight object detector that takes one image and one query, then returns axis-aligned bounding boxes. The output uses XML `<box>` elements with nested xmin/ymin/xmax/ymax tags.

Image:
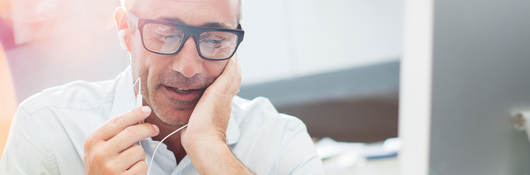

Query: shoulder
<box><xmin>231</xmin><ymin>96</ymin><xmax>307</xmax><ymax>133</ymax></box>
<box><xmin>8</xmin><ymin>79</ymin><xmax>118</xmax><ymax>162</ymax></box>
<box><xmin>0</xmin><ymin>80</ymin><xmax>114</xmax><ymax>174</ymax></box>
<box><xmin>231</xmin><ymin>96</ymin><xmax>309</xmax><ymax>149</ymax></box>
<box><xmin>18</xmin><ymin>80</ymin><xmax>115</xmax><ymax>115</ymax></box>
<box><xmin>229</xmin><ymin>96</ymin><xmax>322</xmax><ymax>174</ymax></box>
<box><xmin>12</xmin><ymin>79</ymin><xmax>117</xmax><ymax>151</ymax></box>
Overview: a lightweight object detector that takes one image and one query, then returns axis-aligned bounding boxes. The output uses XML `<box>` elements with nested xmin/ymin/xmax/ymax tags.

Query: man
<box><xmin>0</xmin><ymin>0</ymin><xmax>324</xmax><ymax>174</ymax></box>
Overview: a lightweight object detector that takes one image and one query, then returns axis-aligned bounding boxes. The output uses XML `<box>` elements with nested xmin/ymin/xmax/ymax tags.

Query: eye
<box><xmin>156</xmin><ymin>34</ymin><xmax>181</xmax><ymax>43</ymax></box>
<box><xmin>205</xmin><ymin>38</ymin><xmax>224</xmax><ymax>48</ymax></box>
<box><xmin>163</xmin><ymin>35</ymin><xmax>178</xmax><ymax>40</ymax></box>
<box><xmin>207</xmin><ymin>38</ymin><xmax>222</xmax><ymax>44</ymax></box>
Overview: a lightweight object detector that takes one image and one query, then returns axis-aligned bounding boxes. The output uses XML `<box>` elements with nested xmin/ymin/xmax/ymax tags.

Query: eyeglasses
<box><xmin>128</xmin><ymin>12</ymin><xmax>244</xmax><ymax>60</ymax></box>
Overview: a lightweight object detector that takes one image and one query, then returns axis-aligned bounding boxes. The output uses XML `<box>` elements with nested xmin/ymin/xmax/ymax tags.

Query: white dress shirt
<box><xmin>0</xmin><ymin>66</ymin><xmax>324</xmax><ymax>175</ymax></box>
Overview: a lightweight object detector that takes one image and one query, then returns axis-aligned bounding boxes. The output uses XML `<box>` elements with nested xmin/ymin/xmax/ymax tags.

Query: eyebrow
<box><xmin>158</xmin><ymin>17</ymin><xmax>233</xmax><ymax>29</ymax></box>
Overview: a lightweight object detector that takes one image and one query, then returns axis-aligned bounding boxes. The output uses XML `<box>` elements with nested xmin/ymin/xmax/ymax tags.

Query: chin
<box><xmin>151</xmin><ymin>100</ymin><xmax>194</xmax><ymax>126</ymax></box>
<box><xmin>152</xmin><ymin>109</ymin><xmax>190</xmax><ymax>126</ymax></box>
<box><xmin>148</xmin><ymin>85</ymin><xmax>199</xmax><ymax>126</ymax></box>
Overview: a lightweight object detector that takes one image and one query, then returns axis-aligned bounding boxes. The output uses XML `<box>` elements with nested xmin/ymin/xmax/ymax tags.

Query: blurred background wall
<box><xmin>238</xmin><ymin>0</ymin><xmax>402</xmax><ymax>84</ymax></box>
<box><xmin>0</xmin><ymin>45</ymin><xmax>17</xmax><ymax>156</ymax></box>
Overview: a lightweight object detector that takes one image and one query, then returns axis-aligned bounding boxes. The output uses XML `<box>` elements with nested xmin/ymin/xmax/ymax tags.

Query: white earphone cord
<box><xmin>136</xmin><ymin>78</ymin><xmax>189</xmax><ymax>175</ymax></box>
<box><xmin>147</xmin><ymin>124</ymin><xmax>188</xmax><ymax>175</ymax></box>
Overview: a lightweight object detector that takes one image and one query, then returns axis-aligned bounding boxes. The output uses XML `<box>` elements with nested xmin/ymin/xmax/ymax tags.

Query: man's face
<box><xmin>126</xmin><ymin>0</ymin><xmax>240</xmax><ymax>126</ymax></box>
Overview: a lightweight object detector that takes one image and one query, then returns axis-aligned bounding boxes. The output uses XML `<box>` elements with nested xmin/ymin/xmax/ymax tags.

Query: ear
<box><xmin>114</xmin><ymin>7</ymin><xmax>131</xmax><ymax>51</ymax></box>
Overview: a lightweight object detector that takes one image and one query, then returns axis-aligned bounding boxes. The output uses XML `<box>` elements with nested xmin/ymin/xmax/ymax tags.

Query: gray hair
<box><xmin>119</xmin><ymin>0</ymin><xmax>242</xmax><ymax>22</ymax></box>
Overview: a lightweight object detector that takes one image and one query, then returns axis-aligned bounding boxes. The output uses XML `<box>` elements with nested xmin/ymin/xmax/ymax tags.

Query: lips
<box><xmin>163</xmin><ymin>85</ymin><xmax>204</xmax><ymax>102</ymax></box>
<box><xmin>168</xmin><ymin>87</ymin><xmax>195</xmax><ymax>94</ymax></box>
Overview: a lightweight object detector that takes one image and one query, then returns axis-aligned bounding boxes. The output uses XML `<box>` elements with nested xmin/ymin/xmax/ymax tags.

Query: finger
<box><xmin>222</xmin><ymin>57</ymin><xmax>239</xmax><ymax>79</ymax></box>
<box><xmin>114</xmin><ymin>145</ymin><xmax>146</xmax><ymax>171</ymax></box>
<box><xmin>124</xmin><ymin>160</ymin><xmax>147</xmax><ymax>175</ymax></box>
<box><xmin>215</xmin><ymin>57</ymin><xmax>237</xmax><ymax>82</ymax></box>
<box><xmin>232</xmin><ymin>57</ymin><xmax>242</xmax><ymax>93</ymax></box>
<box><xmin>107</xmin><ymin>123</ymin><xmax>159</xmax><ymax>152</ymax></box>
<box><xmin>92</xmin><ymin>106</ymin><xmax>152</xmax><ymax>141</ymax></box>
<box><xmin>224</xmin><ymin>58</ymin><xmax>241</xmax><ymax>87</ymax></box>
<box><xmin>208</xmin><ymin>58</ymin><xmax>241</xmax><ymax>96</ymax></box>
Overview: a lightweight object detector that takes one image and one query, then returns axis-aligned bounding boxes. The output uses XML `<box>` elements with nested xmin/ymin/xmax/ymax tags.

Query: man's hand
<box><xmin>83</xmin><ymin>106</ymin><xmax>159</xmax><ymax>175</ymax></box>
<box><xmin>181</xmin><ymin>57</ymin><xmax>241</xmax><ymax>148</ymax></box>
<box><xmin>181</xmin><ymin>58</ymin><xmax>253</xmax><ymax>175</ymax></box>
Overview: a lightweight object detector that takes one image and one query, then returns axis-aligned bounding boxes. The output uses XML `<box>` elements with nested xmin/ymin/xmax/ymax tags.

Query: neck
<box><xmin>145</xmin><ymin>114</ymin><xmax>188</xmax><ymax>163</ymax></box>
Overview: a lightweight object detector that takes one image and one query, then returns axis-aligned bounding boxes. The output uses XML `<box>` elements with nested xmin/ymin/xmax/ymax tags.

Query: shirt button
<box><xmin>150</xmin><ymin>143</ymin><xmax>157</xmax><ymax>149</ymax></box>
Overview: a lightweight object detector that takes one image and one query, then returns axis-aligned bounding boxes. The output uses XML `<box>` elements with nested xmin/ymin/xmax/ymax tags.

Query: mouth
<box><xmin>162</xmin><ymin>85</ymin><xmax>204</xmax><ymax>102</ymax></box>
<box><xmin>168</xmin><ymin>87</ymin><xmax>199</xmax><ymax>94</ymax></box>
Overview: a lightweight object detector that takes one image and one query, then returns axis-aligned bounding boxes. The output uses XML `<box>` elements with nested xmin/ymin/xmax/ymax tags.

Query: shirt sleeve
<box><xmin>0</xmin><ymin>107</ymin><xmax>60</xmax><ymax>175</ymax></box>
<box><xmin>276</xmin><ymin>116</ymin><xmax>325</xmax><ymax>175</ymax></box>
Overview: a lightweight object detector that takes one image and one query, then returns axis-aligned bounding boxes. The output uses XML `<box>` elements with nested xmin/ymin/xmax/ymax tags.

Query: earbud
<box><xmin>118</xmin><ymin>30</ymin><xmax>128</xmax><ymax>50</ymax></box>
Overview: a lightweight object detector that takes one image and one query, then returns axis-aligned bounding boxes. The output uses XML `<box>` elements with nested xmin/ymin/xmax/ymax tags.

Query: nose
<box><xmin>170</xmin><ymin>37</ymin><xmax>203</xmax><ymax>78</ymax></box>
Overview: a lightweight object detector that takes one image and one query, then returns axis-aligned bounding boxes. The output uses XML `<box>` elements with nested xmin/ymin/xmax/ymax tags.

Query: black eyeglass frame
<box><xmin>128</xmin><ymin>12</ymin><xmax>245</xmax><ymax>60</ymax></box>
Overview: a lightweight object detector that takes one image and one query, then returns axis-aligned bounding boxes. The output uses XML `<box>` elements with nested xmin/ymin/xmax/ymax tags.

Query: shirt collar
<box><xmin>108</xmin><ymin>66</ymin><xmax>240</xmax><ymax>145</ymax></box>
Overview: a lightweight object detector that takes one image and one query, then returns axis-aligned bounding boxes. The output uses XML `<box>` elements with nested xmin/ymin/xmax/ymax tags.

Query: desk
<box><xmin>324</xmin><ymin>157</ymin><xmax>399</xmax><ymax>175</ymax></box>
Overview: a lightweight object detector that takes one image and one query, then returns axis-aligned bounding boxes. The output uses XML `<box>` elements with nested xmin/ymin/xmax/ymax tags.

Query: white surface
<box><xmin>315</xmin><ymin>137</ymin><xmax>400</xmax><ymax>174</ymax></box>
<box><xmin>398</xmin><ymin>0</ymin><xmax>433</xmax><ymax>175</ymax></box>
<box><xmin>324</xmin><ymin>157</ymin><xmax>399</xmax><ymax>175</ymax></box>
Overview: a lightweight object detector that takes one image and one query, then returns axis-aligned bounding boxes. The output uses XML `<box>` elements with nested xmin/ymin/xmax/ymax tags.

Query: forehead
<box><xmin>130</xmin><ymin>0</ymin><xmax>239</xmax><ymax>27</ymax></box>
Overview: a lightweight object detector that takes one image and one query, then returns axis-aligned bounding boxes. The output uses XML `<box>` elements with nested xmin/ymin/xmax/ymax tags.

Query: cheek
<box><xmin>130</xmin><ymin>33</ymin><xmax>148</xmax><ymax>78</ymax></box>
<box><xmin>144</xmin><ymin>55</ymin><xmax>172</xmax><ymax>91</ymax></box>
<box><xmin>132</xmin><ymin>51</ymin><xmax>171</xmax><ymax>101</ymax></box>
<box><xmin>205</xmin><ymin>60</ymin><xmax>228</xmax><ymax>77</ymax></box>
